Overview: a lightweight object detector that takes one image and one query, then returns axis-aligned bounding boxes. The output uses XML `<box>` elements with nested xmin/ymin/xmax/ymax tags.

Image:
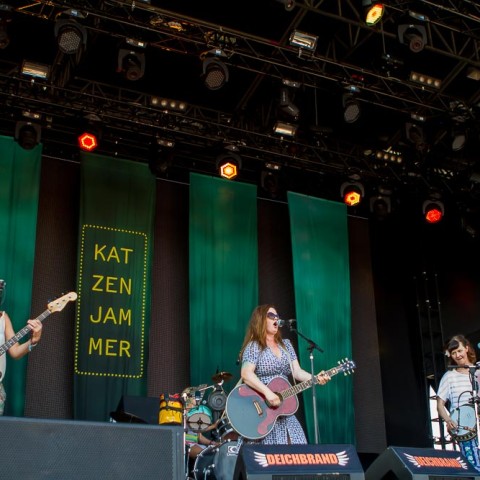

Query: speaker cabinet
<box><xmin>0</xmin><ymin>416</ymin><xmax>184</xmax><ymax>479</ymax></box>
<box><xmin>234</xmin><ymin>443</ymin><xmax>365</xmax><ymax>479</ymax></box>
<box><xmin>365</xmin><ymin>446</ymin><xmax>480</xmax><ymax>479</ymax></box>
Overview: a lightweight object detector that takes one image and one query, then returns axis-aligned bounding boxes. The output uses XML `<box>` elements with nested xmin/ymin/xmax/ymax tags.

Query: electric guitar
<box><xmin>0</xmin><ymin>292</ymin><xmax>77</xmax><ymax>359</ymax></box>
<box><xmin>225</xmin><ymin>358</ymin><xmax>356</xmax><ymax>440</ymax></box>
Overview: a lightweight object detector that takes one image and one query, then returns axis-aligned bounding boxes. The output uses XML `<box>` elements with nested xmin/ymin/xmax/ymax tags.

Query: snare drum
<box><xmin>187</xmin><ymin>404</ymin><xmax>213</xmax><ymax>431</ymax></box>
<box><xmin>193</xmin><ymin>440</ymin><xmax>239</xmax><ymax>480</ymax></box>
<box><xmin>216</xmin><ymin>417</ymin><xmax>239</xmax><ymax>442</ymax></box>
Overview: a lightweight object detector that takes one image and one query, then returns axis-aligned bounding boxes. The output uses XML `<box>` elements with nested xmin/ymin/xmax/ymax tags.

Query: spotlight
<box><xmin>452</xmin><ymin>129</ymin><xmax>466</xmax><ymax>152</ymax></box>
<box><xmin>289</xmin><ymin>30</ymin><xmax>318</xmax><ymax>52</ymax></box>
<box><xmin>216</xmin><ymin>152</ymin><xmax>241</xmax><ymax>180</ymax></box>
<box><xmin>78</xmin><ymin>131</ymin><xmax>99</xmax><ymax>152</ymax></box>
<box><xmin>340</xmin><ymin>181</ymin><xmax>365</xmax><ymax>207</ymax></box>
<box><xmin>343</xmin><ymin>94</ymin><xmax>361</xmax><ymax>123</ymax></box>
<box><xmin>117</xmin><ymin>40</ymin><xmax>146</xmax><ymax>81</ymax></box>
<box><xmin>363</xmin><ymin>2</ymin><xmax>384</xmax><ymax>26</ymax></box>
<box><xmin>261</xmin><ymin>170</ymin><xmax>282</xmax><ymax>198</ymax></box>
<box><xmin>276</xmin><ymin>0</ymin><xmax>295</xmax><ymax>11</ymax></box>
<box><xmin>15</xmin><ymin>121</ymin><xmax>41</xmax><ymax>150</ymax></box>
<box><xmin>423</xmin><ymin>199</ymin><xmax>444</xmax><ymax>224</ymax></box>
<box><xmin>202</xmin><ymin>56</ymin><xmax>229</xmax><ymax>90</ymax></box>
<box><xmin>279</xmin><ymin>87</ymin><xmax>300</xmax><ymax>120</ymax></box>
<box><xmin>398</xmin><ymin>24</ymin><xmax>427</xmax><ymax>53</ymax></box>
<box><xmin>21</xmin><ymin>60</ymin><xmax>50</xmax><ymax>80</ymax></box>
<box><xmin>54</xmin><ymin>19</ymin><xmax>87</xmax><ymax>55</ymax></box>
<box><xmin>273</xmin><ymin>121</ymin><xmax>297</xmax><ymax>137</ymax></box>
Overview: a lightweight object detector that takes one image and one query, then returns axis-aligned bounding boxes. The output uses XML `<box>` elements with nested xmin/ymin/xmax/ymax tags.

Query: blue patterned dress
<box><xmin>241</xmin><ymin>339</ymin><xmax>308</xmax><ymax>444</ymax></box>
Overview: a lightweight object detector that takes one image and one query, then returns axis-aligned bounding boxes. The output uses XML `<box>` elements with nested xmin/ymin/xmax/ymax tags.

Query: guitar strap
<box><xmin>281</xmin><ymin>342</ymin><xmax>297</xmax><ymax>386</ymax></box>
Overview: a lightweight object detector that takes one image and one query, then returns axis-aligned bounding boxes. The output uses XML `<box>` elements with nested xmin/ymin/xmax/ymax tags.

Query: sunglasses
<box><xmin>266</xmin><ymin>312</ymin><xmax>279</xmax><ymax>321</ymax></box>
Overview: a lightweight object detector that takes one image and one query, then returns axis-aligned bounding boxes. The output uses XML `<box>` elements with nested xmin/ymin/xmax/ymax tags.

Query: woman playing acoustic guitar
<box><xmin>236</xmin><ymin>304</ymin><xmax>330</xmax><ymax>444</ymax></box>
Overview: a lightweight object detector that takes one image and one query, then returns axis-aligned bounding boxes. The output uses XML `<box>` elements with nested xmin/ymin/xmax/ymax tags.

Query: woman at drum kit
<box><xmin>437</xmin><ymin>334</ymin><xmax>480</xmax><ymax>472</ymax></box>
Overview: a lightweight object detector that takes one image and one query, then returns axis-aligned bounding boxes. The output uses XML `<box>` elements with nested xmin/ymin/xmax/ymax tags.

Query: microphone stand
<box><xmin>289</xmin><ymin>323</ymin><xmax>324</xmax><ymax>444</ymax></box>
<box><xmin>467</xmin><ymin>366</ymin><xmax>480</xmax><ymax>450</ymax></box>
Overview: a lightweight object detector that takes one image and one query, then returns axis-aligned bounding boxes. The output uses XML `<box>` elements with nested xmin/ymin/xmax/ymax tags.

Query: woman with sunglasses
<box><xmin>236</xmin><ymin>304</ymin><xmax>330</xmax><ymax>444</ymax></box>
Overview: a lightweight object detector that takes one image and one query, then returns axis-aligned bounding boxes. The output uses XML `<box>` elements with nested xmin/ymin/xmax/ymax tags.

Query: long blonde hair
<box><xmin>238</xmin><ymin>304</ymin><xmax>285</xmax><ymax>362</ymax></box>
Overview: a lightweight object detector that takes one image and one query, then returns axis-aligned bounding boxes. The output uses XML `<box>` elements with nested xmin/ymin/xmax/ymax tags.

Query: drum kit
<box><xmin>182</xmin><ymin>371</ymin><xmax>240</xmax><ymax>480</ymax></box>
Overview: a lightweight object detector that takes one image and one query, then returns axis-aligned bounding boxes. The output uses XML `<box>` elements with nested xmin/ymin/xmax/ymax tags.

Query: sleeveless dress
<box><xmin>241</xmin><ymin>339</ymin><xmax>307</xmax><ymax>444</ymax></box>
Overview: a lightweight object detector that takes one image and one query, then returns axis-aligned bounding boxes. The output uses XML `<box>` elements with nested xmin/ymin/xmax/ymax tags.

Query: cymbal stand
<box><xmin>181</xmin><ymin>393</ymin><xmax>190</xmax><ymax>479</ymax></box>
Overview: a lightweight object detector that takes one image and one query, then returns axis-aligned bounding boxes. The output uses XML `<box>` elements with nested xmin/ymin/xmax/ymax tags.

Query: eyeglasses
<box><xmin>267</xmin><ymin>312</ymin><xmax>279</xmax><ymax>321</ymax></box>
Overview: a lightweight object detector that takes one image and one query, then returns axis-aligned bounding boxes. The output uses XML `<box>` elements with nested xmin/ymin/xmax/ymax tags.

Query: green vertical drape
<box><xmin>189</xmin><ymin>173</ymin><xmax>258</xmax><ymax>388</ymax></box>
<box><xmin>74</xmin><ymin>152</ymin><xmax>155</xmax><ymax>421</ymax></box>
<box><xmin>0</xmin><ymin>136</ymin><xmax>41</xmax><ymax>416</ymax></box>
<box><xmin>288</xmin><ymin>192</ymin><xmax>354</xmax><ymax>444</ymax></box>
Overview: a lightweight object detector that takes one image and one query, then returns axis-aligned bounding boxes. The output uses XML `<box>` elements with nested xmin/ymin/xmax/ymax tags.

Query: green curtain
<box><xmin>0</xmin><ymin>136</ymin><xmax>41</xmax><ymax>416</ymax></box>
<box><xmin>74</xmin><ymin>152</ymin><xmax>155</xmax><ymax>421</ymax></box>
<box><xmin>288</xmin><ymin>192</ymin><xmax>354</xmax><ymax>444</ymax></box>
<box><xmin>189</xmin><ymin>173</ymin><xmax>258</xmax><ymax>389</ymax></box>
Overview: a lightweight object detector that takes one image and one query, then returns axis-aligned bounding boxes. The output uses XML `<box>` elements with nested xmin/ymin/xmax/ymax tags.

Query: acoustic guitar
<box><xmin>0</xmin><ymin>292</ymin><xmax>77</xmax><ymax>360</ymax></box>
<box><xmin>225</xmin><ymin>358</ymin><xmax>355</xmax><ymax>440</ymax></box>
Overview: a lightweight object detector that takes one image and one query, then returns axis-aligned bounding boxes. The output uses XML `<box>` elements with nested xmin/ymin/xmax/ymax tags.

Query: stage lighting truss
<box><xmin>340</xmin><ymin>180</ymin><xmax>365</xmax><ymax>207</ymax></box>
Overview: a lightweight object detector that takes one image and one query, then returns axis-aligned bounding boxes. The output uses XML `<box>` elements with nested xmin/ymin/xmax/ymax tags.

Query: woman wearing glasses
<box><xmin>237</xmin><ymin>304</ymin><xmax>330</xmax><ymax>444</ymax></box>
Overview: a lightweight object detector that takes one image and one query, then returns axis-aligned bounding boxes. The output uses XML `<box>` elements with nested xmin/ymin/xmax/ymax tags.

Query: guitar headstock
<box><xmin>338</xmin><ymin>358</ymin><xmax>356</xmax><ymax>375</ymax></box>
<box><xmin>47</xmin><ymin>292</ymin><xmax>78</xmax><ymax>313</ymax></box>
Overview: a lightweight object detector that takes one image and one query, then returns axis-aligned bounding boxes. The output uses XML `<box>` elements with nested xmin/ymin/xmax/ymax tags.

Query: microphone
<box><xmin>276</xmin><ymin>318</ymin><xmax>296</xmax><ymax>328</ymax></box>
<box><xmin>0</xmin><ymin>280</ymin><xmax>5</xmax><ymax>307</ymax></box>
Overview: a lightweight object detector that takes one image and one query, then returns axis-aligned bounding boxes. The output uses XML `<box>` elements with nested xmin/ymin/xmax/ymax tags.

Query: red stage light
<box><xmin>340</xmin><ymin>181</ymin><xmax>364</xmax><ymax>207</ymax></box>
<box><xmin>78</xmin><ymin>132</ymin><xmax>98</xmax><ymax>152</ymax></box>
<box><xmin>423</xmin><ymin>200</ymin><xmax>444</xmax><ymax>224</ymax></box>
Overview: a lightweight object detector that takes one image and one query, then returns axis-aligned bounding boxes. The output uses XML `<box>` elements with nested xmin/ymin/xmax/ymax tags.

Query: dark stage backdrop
<box><xmin>21</xmin><ymin>155</ymin><xmax>480</xmax><ymax>455</ymax></box>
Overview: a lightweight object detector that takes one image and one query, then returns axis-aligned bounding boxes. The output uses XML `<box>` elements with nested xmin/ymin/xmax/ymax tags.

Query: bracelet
<box><xmin>28</xmin><ymin>342</ymin><xmax>37</xmax><ymax>352</ymax></box>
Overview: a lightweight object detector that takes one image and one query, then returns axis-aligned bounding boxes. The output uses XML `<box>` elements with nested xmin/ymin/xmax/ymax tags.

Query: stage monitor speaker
<box><xmin>365</xmin><ymin>446</ymin><xmax>480</xmax><ymax>479</ymax></box>
<box><xmin>110</xmin><ymin>394</ymin><xmax>160</xmax><ymax>424</ymax></box>
<box><xmin>233</xmin><ymin>443</ymin><xmax>365</xmax><ymax>479</ymax></box>
<box><xmin>0</xmin><ymin>416</ymin><xmax>184</xmax><ymax>479</ymax></box>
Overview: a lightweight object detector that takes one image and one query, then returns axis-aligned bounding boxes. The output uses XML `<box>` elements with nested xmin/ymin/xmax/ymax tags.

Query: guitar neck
<box><xmin>281</xmin><ymin>364</ymin><xmax>345</xmax><ymax>399</ymax></box>
<box><xmin>0</xmin><ymin>309</ymin><xmax>51</xmax><ymax>356</ymax></box>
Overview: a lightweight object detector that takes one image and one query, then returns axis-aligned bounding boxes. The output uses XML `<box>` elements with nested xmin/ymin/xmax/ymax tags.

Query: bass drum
<box><xmin>193</xmin><ymin>440</ymin><xmax>239</xmax><ymax>480</ymax></box>
<box><xmin>452</xmin><ymin>404</ymin><xmax>477</xmax><ymax>442</ymax></box>
<box><xmin>216</xmin><ymin>417</ymin><xmax>239</xmax><ymax>442</ymax></box>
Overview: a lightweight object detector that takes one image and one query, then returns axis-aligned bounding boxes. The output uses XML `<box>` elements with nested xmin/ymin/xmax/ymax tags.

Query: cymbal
<box><xmin>212</xmin><ymin>371</ymin><xmax>233</xmax><ymax>383</ymax></box>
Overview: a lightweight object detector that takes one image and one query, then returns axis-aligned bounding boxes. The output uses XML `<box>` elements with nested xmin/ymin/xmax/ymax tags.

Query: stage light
<box><xmin>78</xmin><ymin>132</ymin><xmax>98</xmax><ymax>152</ymax></box>
<box><xmin>289</xmin><ymin>30</ymin><xmax>318</xmax><ymax>52</ymax></box>
<box><xmin>343</xmin><ymin>94</ymin><xmax>361</xmax><ymax>123</ymax></box>
<box><xmin>279</xmin><ymin>87</ymin><xmax>300</xmax><ymax>120</ymax></box>
<box><xmin>340</xmin><ymin>181</ymin><xmax>365</xmax><ymax>207</ymax></box>
<box><xmin>423</xmin><ymin>200</ymin><xmax>444</xmax><ymax>224</ymax></box>
<box><xmin>276</xmin><ymin>0</ymin><xmax>295</xmax><ymax>11</ymax></box>
<box><xmin>0</xmin><ymin>4</ymin><xmax>12</xmax><ymax>49</ymax></box>
<box><xmin>117</xmin><ymin>39</ymin><xmax>146</xmax><ymax>81</ymax></box>
<box><xmin>363</xmin><ymin>2</ymin><xmax>384</xmax><ymax>26</ymax></box>
<box><xmin>452</xmin><ymin>129</ymin><xmax>466</xmax><ymax>152</ymax></box>
<box><xmin>21</xmin><ymin>60</ymin><xmax>50</xmax><ymax>80</ymax></box>
<box><xmin>369</xmin><ymin>187</ymin><xmax>392</xmax><ymax>220</ymax></box>
<box><xmin>273</xmin><ymin>121</ymin><xmax>297</xmax><ymax>137</ymax></box>
<box><xmin>409</xmin><ymin>71</ymin><xmax>442</xmax><ymax>89</ymax></box>
<box><xmin>150</xmin><ymin>96</ymin><xmax>187</xmax><ymax>112</ymax></box>
<box><xmin>398</xmin><ymin>23</ymin><xmax>427</xmax><ymax>53</ymax></box>
<box><xmin>202</xmin><ymin>56</ymin><xmax>229</xmax><ymax>91</ymax></box>
<box><xmin>216</xmin><ymin>152</ymin><xmax>241</xmax><ymax>180</ymax></box>
<box><xmin>15</xmin><ymin>121</ymin><xmax>41</xmax><ymax>150</ymax></box>
<box><xmin>54</xmin><ymin>19</ymin><xmax>87</xmax><ymax>55</ymax></box>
